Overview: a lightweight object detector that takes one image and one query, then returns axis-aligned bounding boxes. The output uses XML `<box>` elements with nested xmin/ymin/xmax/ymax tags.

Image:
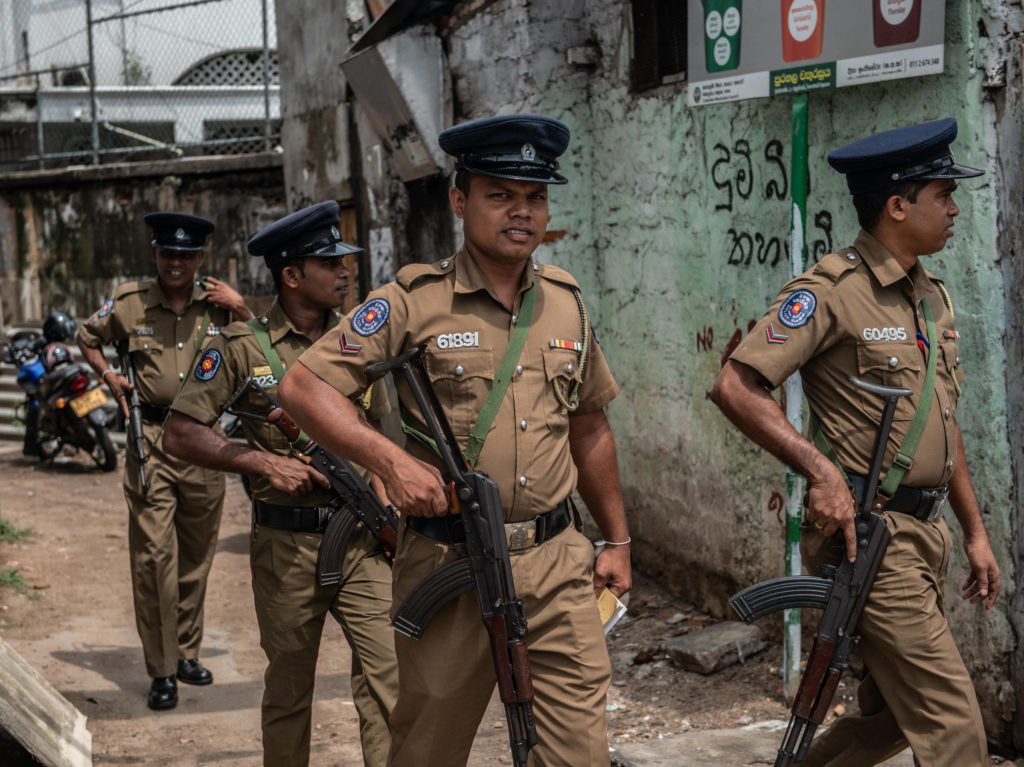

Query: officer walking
<box><xmin>77</xmin><ymin>212</ymin><xmax>252</xmax><ymax>710</ymax></box>
<box><xmin>711</xmin><ymin>118</ymin><xmax>999</xmax><ymax>766</ymax></box>
<box><xmin>277</xmin><ymin>114</ymin><xmax>632</xmax><ymax>766</ymax></box>
<box><xmin>162</xmin><ymin>201</ymin><xmax>398</xmax><ymax>766</ymax></box>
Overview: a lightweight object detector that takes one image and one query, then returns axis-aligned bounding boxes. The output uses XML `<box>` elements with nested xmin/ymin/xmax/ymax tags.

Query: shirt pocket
<box><xmin>424</xmin><ymin>347</ymin><xmax>495</xmax><ymax>438</ymax></box>
<box><xmin>938</xmin><ymin>339</ymin><xmax>965</xmax><ymax>397</ymax></box>
<box><xmin>542</xmin><ymin>347</ymin><xmax>583</xmax><ymax>432</ymax></box>
<box><xmin>855</xmin><ymin>342</ymin><xmax>920</xmax><ymax>421</ymax></box>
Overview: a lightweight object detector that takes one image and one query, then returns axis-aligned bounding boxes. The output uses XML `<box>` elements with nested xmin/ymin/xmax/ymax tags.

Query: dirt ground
<box><xmin>0</xmin><ymin>445</ymin><xmax>1009</xmax><ymax>766</ymax></box>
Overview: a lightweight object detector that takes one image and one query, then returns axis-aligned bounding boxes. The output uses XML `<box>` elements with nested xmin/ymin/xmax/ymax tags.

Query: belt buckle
<box><xmin>505</xmin><ymin>519</ymin><xmax>537</xmax><ymax>552</ymax></box>
<box><xmin>924</xmin><ymin>487</ymin><xmax>948</xmax><ymax>522</ymax></box>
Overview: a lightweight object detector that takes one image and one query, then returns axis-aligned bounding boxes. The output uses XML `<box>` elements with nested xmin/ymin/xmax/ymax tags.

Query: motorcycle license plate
<box><xmin>69</xmin><ymin>387</ymin><xmax>108</xmax><ymax>417</ymax></box>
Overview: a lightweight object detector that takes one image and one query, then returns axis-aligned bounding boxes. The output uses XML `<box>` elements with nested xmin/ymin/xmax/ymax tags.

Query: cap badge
<box><xmin>175</xmin><ymin>228</ymin><xmax>187</xmax><ymax>242</ymax></box>
<box><xmin>521</xmin><ymin>143</ymin><xmax>536</xmax><ymax>161</ymax></box>
<box><xmin>331</xmin><ymin>226</ymin><xmax>340</xmax><ymax>240</ymax></box>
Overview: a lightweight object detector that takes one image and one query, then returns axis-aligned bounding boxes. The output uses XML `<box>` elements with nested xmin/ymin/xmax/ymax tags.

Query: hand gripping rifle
<box><xmin>115</xmin><ymin>340</ymin><xmax>149</xmax><ymax>496</ymax></box>
<box><xmin>221</xmin><ymin>377</ymin><xmax>398</xmax><ymax>583</ymax></box>
<box><xmin>365</xmin><ymin>345</ymin><xmax>538</xmax><ymax>767</ymax></box>
<box><xmin>728</xmin><ymin>376</ymin><xmax>912</xmax><ymax>766</ymax></box>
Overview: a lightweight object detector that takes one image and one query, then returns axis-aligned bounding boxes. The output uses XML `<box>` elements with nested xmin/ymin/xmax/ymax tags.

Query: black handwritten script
<box><xmin>711</xmin><ymin>138</ymin><xmax>789</xmax><ymax>212</ymax></box>
<box><xmin>724</xmin><ymin>211</ymin><xmax>834</xmax><ymax>269</ymax></box>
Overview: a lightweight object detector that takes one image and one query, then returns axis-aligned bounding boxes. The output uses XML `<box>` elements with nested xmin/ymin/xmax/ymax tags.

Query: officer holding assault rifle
<box><xmin>157</xmin><ymin>113</ymin><xmax>997</xmax><ymax>767</ymax></box>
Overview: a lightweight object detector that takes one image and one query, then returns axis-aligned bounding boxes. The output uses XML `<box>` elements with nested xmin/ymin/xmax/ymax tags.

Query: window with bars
<box><xmin>631</xmin><ymin>0</ymin><xmax>687</xmax><ymax>91</ymax></box>
<box><xmin>174</xmin><ymin>49</ymin><xmax>280</xmax><ymax>86</ymax></box>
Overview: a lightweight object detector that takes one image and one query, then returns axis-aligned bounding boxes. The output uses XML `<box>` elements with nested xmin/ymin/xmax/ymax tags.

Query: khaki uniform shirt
<box><xmin>299</xmin><ymin>247</ymin><xmax>620</xmax><ymax>522</ymax></box>
<box><xmin>732</xmin><ymin>229</ymin><xmax>964</xmax><ymax>489</ymax></box>
<box><xmin>77</xmin><ymin>278</ymin><xmax>230</xmax><ymax>407</ymax></box>
<box><xmin>171</xmin><ymin>299</ymin><xmax>389</xmax><ymax>506</ymax></box>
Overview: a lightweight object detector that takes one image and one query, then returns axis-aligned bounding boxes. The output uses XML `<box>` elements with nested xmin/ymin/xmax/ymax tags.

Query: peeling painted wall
<box><xmin>273</xmin><ymin>0</ymin><xmax>1023</xmax><ymax>748</ymax></box>
<box><xmin>0</xmin><ymin>158</ymin><xmax>286</xmax><ymax>325</ymax></box>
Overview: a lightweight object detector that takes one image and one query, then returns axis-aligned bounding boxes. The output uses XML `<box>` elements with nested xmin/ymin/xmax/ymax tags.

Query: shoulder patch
<box><xmin>536</xmin><ymin>263</ymin><xmax>581</xmax><ymax>290</ymax></box>
<box><xmin>778</xmin><ymin>289</ymin><xmax>817</xmax><ymax>328</ymax></box>
<box><xmin>352</xmin><ymin>297</ymin><xmax>390</xmax><ymax>336</ymax></box>
<box><xmin>97</xmin><ymin>298</ymin><xmax>114</xmax><ymax>318</ymax></box>
<box><xmin>396</xmin><ymin>259</ymin><xmax>453</xmax><ymax>291</ymax></box>
<box><xmin>811</xmin><ymin>250</ymin><xmax>861</xmax><ymax>283</ymax></box>
<box><xmin>194</xmin><ymin>348</ymin><xmax>223</xmax><ymax>381</ymax></box>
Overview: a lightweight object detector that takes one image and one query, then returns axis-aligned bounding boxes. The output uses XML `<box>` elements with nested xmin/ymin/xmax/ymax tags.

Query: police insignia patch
<box><xmin>97</xmin><ymin>298</ymin><xmax>114</xmax><ymax>318</ymax></box>
<box><xmin>778</xmin><ymin>289</ymin><xmax>817</xmax><ymax>328</ymax></box>
<box><xmin>194</xmin><ymin>349</ymin><xmax>222</xmax><ymax>381</ymax></box>
<box><xmin>351</xmin><ymin>297</ymin><xmax>390</xmax><ymax>337</ymax></box>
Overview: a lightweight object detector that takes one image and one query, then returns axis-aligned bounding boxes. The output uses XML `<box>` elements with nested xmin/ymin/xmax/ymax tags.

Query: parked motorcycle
<box><xmin>3</xmin><ymin>311</ymin><xmax>117</xmax><ymax>471</ymax></box>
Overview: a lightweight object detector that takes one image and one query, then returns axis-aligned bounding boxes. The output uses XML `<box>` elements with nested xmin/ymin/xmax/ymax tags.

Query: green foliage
<box><xmin>0</xmin><ymin>519</ymin><xmax>33</xmax><ymax>542</ymax></box>
<box><xmin>0</xmin><ymin>568</ymin><xmax>29</xmax><ymax>594</ymax></box>
<box><xmin>123</xmin><ymin>49</ymin><xmax>152</xmax><ymax>86</ymax></box>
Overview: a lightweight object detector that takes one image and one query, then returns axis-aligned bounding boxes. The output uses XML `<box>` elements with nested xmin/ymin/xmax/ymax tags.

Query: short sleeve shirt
<box><xmin>731</xmin><ymin>229</ymin><xmax>963</xmax><ymax>489</ymax></box>
<box><xmin>171</xmin><ymin>299</ymin><xmax>389</xmax><ymax>506</ymax></box>
<box><xmin>298</xmin><ymin>247</ymin><xmax>620</xmax><ymax>522</ymax></box>
<box><xmin>76</xmin><ymin>278</ymin><xmax>231</xmax><ymax>407</ymax></box>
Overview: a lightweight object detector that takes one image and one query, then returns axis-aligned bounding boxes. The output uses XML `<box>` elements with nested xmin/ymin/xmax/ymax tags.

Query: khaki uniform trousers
<box><xmin>124</xmin><ymin>426</ymin><xmax>225</xmax><ymax>679</ymax></box>
<box><xmin>800</xmin><ymin>512</ymin><xmax>987</xmax><ymax>767</ymax></box>
<box><xmin>251</xmin><ymin>521</ymin><xmax>398</xmax><ymax>767</ymax></box>
<box><xmin>387</xmin><ymin>524</ymin><xmax>612</xmax><ymax>767</ymax></box>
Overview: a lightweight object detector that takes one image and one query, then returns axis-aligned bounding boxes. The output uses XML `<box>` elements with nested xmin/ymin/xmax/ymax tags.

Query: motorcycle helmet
<box><xmin>43</xmin><ymin>342</ymin><xmax>72</xmax><ymax>370</ymax></box>
<box><xmin>42</xmin><ymin>311</ymin><xmax>77</xmax><ymax>343</ymax></box>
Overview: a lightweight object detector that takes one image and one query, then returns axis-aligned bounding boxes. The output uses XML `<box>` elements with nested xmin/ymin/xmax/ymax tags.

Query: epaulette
<box><xmin>397</xmin><ymin>259</ymin><xmax>455</xmax><ymax>291</ymax></box>
<box><xmin>113</xmin><ymin>278</ymin><xmax>154</xmax><ymax>299</ymax></box>
<box><xmin>811</xmin><ymin>249</ymin><xmax>861</xmax><ymax>284</ymax></box>
<box><xmin>220</xmin><ymin>319</ymin><xmax>253</xmax><ymax>339</ymax></box>
<box><xmin>536</xmin><ymin>262</ymin><xmax>581</xmax><ymax>291</ymax></box>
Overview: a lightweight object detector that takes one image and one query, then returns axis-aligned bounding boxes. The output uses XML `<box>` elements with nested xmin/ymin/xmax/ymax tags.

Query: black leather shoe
<box><xmin>147</xmin><ymin>676</ymin><xmax>178</xmax><ymax>710</ymax></box>
<box><xmin>176</xmin><ymin>658</ymin><xmax>213</xmax><ymax>686</ymax></box>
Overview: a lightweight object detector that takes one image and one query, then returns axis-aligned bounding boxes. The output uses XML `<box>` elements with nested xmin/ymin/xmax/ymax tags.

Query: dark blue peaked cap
<box><xmin>144</xmin><ymin>212</ymin><xmax>214</xmax><ymax>251</ymax></box>
<box><xmin>439</xmin><ymin>114</ymin><xmax>571</xmax><ymax>185</ymax></box>
<box><xmin>247</xmin><ymin>201</ymin><xmax>362</xmax><ymax>270</ymax></box>
<box><xmin>828</xmin><ymin>117</ymin><xmax>984</xmax><ymax>196</ymax></box>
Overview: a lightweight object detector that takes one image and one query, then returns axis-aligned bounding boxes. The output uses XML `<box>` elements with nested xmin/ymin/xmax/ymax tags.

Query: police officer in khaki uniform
<box><xmin>162</xmin><ymin>201</ymin><xmax>398</xmax><ymax>767</ymax></box>
<box><xmin>712</xmin><ymin>119</ymin><xmax>1000</xmax><ymax>766</ymax></box>
<box><xmin>77</xmin><ymin>212</ymin><xmax>252</xmax><ymax>710</ymax></box>
<box><xmin>278</xmin><ymin>115</ymin><xmax>632</xmax><ymax>766</ymax></box>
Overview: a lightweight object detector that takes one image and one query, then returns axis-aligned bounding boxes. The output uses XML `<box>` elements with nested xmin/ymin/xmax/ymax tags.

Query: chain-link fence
<box><xmin>0</xmin><ymin>0</ymin><xmax>279</xmax><ymax>171</ymax></box>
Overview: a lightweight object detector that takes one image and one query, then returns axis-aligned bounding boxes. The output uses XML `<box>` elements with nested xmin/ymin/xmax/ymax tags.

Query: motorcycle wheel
<box><xmin>89</xmin><ymin>422</ymin><xmax>118</xmax><ymax>472</ymax></box>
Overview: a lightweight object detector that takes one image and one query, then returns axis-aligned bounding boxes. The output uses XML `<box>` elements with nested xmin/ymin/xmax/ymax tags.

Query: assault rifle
<box><xmin>115</xmin><ymin>340</ymin><xmax>149</xmax><ymax>496</ymax></box>
<box><xmin>365</xmin><ymin>345</ymin><xmax>537</xmax><ymax>767</ymax></box>
<box><xmin>729</xmin><ymin>376</ymin><xmax>912</xmax><ymax>766</ymax></box>
<box><xmin>222</xmin><ymin>377</ymin><xmax>398</xmax><ymax>583</ymax></box>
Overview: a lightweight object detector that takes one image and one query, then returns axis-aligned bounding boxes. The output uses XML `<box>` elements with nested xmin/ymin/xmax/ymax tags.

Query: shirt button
<box><xmin>888</xmin><ymin>357</ymin><xmax>898</xmax><ymax>367</ymax></box>
<box><xmin>516</xmin><ymin>365</ymin><xmax>523</xmax><ymax>375</ymax></box>
<box><xmin>520</xmin><ymin>420</ymin><xmax>527</xmax><ymax>430</ymax></box>
<box><xmin>533</xmin><ymin>263</ymin><xmax>539</xmax><ymax>271</ymax></box>
<box><xmin>567</xmin><ymin>363</ymin><xmax>574</xmax><ymax>374</ymax></box>
<box><xmin>179</xmin><ymin>372</ymin><xmax>185</xmax><ymax>380</ymax></box>
<box><xmin>945</xmin><ymin>408</ymin><xmax>951</xmax><ymax>418</ymax></box>
<box><xmin>846</xmin><ymin>253</ymin><xmax>856</xmax><ymax>261</ymax></box>
<box><xmin>441</xmin><ymin>261</ymin><xmax>449</xmax><ymax>268</ymax></box>
<box><xmin>177</xmin><ymin>315</ymin><xmax>182</xmax><ymax>322</ymax></box>
<box><xmin>454</xmin><ymin>365</ymin><xmax>464</xmax><ymax>376</ymax></box>
<box><xmin>511</xmin><ymin>315</ymin><xmax>518</xmax><ymax>325</ymax></box>
<box><xmin>949</xmin><ymin>460</ymin><xmax>955</xmax><ymax>469</ymax></box>
<box><xmin>519</xmin><ymin>476</ymin><xmax>527</xmax><ymax>486</ymax></box>
<box><xmin>177</xmin><ymin>342</ymin><xmax>184</xmax><ymax>350</ymax></box>
<box><xmin>260</xmin><ymin>316</ymin><xmax>269</xmax><ymax>325</ymax></box>
<box><xmin>955</xmin><ymin>356</ymin><xmax>960</xmax><ymax>365</ymax></box>
<box><xmin>143</xmin><ymin>344</ymin><xmax>149</xmax><ymax>351</ymax></box>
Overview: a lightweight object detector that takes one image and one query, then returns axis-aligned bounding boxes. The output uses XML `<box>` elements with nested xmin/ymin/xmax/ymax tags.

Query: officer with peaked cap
<box><xmin>163</xmin><ymin>201</ymin><xmax>398</xmax><ymax>766</ymax></box>
<box><xmin>77</xmin><ymin>211</ymin><xmax>252</xmax><ymax>710</ymax></box>
<box><xmin>277</xmin><ymin>115</ymin><xmax>632</xmax><ymax>766</ymax></box>
<box><xmin>713</xmin><ymin>118</ymin><xmax>998</xmax><ymax>766</ymax></box>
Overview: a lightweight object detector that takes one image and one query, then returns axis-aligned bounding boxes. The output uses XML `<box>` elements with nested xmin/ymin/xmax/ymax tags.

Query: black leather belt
<box><xmin>848</xmin><ymin>473</ymin><xmax>948</xmax><ymax>522</ymax></box>
<box><xmin>407</xmin><ymin>499</ymin><xmax>572</xmax><ymax>551</ymax></box>
<box><xmin>253</xmin><ymin>500</ymin><xmax>333</xmax><ymax>533</ymax></box>
<box><xmin>139</xmin><ymin>402</ymin><xmax>169</xmax><ymax>424</ymax></box>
